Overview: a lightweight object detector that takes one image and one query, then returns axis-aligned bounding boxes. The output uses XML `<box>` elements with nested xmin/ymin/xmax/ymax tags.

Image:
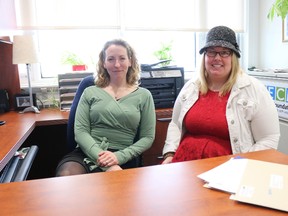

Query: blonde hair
<box><xmin>95</xmin><ymin>39</ymin><xmax>140</xmax><ymax>87</ymax></box>
<box><xmin>196</xmin><ymin>53</ymin><xmax>242</xmax><ymax>96</ymax></box>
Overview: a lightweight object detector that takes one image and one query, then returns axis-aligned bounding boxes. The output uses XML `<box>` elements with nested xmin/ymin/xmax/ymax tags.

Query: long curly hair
<box><xmin>95</xmin><ymin>39</ymin><xmax>140</xmax><ymax>87</ymax></box>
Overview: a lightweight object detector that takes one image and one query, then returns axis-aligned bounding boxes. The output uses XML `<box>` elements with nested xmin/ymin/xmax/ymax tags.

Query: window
<box><xmin>12</xmin><ymin>0</ymin><xmax>245</xmax><ymax>87</ymax></box>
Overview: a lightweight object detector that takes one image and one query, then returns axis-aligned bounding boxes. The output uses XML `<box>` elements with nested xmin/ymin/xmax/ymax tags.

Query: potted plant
<box><xmin>61</xmin><ymin>51</ymin><xmax>87</xmax><ymax>71</ymax></box>
<box><xmin>153</xmin><ymin>41</ymin><xmax>173</xmax><ymax>67</ymax></box>
<box><xmin>267</xmin><ymin>0</ymin><xmax>288</xmax><ymax>20</ymax></box>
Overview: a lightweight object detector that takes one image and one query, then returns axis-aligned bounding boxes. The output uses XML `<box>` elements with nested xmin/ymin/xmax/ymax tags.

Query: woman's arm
<box><xmin>249</xmin><ymin>83</ymin><xmax>280</xmax><ymax>151</ymax></box>
<box><xmin>162</xmin><ymin>82</ymin><xmax>192</xmax><ymax>157</ymax></box>
<box><xmin>74</xmin><ymin>89</ymin><xmax>104</xmax><ymax>161</ymax></box>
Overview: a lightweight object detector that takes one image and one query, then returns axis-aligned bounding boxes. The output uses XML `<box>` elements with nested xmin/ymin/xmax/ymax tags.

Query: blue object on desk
<box><xmin>234</xmin><ymin>156</ymin><xmax>245</xmax><ymax>159</ymax></box>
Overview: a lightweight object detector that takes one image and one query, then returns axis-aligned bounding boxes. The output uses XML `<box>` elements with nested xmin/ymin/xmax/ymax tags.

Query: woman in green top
<box><xmin>56</xmin><ymin>39</ymin><xmax>156</xmax><ymax>175</ymax></box>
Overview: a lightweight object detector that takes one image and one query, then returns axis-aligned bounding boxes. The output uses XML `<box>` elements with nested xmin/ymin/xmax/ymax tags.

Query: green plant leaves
<box><xmin>267</xmin><ymin>0</ymin><xmax>288</xmax><ymax>20</ymax></box>
<box><xmin>61</xmin><ymin>51</ymin><xmax>85</xmax><ymax>65</ymax></box>
<box><xmin>153</xmin><ymin>41</ymin><xmax>173</xmax><ymax>61</ymax></box>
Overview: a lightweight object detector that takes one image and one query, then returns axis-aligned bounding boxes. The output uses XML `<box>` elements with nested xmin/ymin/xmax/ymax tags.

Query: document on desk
<box><xmin>230</xmin><ymin>159</ymin><xmax>288</xmax><ymax>212</ymax></box>
<box><xmin>197</xmin><ymin>158</ymin><xmax>248</xmax><ymax>194</ymax></box>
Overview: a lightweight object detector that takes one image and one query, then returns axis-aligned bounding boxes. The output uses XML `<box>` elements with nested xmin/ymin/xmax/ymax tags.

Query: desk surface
<box><xmin>0</xmin><ymin>149</ymin><xmax>287</xmax><ymax>216</ymax></box>
<box><xmin>0</xmin><ymin>109</ymin><xmax>69</xmax><ymax>171</ymax></box>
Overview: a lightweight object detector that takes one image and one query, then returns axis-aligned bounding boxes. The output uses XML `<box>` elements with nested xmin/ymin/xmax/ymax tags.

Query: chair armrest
<box><xmin>13</xmin><ymin>145</ymin><xmax>39</xmax><ymax>182</ymax></box>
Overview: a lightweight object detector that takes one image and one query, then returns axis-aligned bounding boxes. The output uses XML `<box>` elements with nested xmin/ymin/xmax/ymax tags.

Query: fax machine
<box><xmin>140</xmin><ymin>64</ymin><xmax>184</xmax><ymax>109</ymax></box>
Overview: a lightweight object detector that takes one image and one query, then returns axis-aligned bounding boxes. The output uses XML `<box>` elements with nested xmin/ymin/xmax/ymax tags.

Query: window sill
<box><xmin>20</xmin><ymin>77</ymin><xmax>58</xmax><ymax>89</ymax></box>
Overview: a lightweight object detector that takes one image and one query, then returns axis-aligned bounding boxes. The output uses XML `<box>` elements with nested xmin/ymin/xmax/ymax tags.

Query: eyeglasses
<box><xmin>205</xmin><ymin>50</ymin><xmax>232</xmax><ymax>58</ymax></box>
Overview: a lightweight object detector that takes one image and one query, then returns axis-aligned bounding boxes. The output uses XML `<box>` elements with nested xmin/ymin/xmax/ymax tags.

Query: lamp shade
<box><xmin>13</xmin><ymin>35</ymin><xmax>39</xmax><ymax>64</ymax></box>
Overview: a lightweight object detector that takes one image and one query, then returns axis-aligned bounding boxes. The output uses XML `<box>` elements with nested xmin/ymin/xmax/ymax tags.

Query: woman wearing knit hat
<box><xmin>162</xmin><ymin>26</ymin><xmax>280</xmax><ymax>164</ymax></box>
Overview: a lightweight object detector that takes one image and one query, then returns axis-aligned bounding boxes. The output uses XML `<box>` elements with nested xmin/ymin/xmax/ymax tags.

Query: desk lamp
<box><xmin>13</xmin><ymin>35</ymin><xmax>40</xmax><ymax>114</ymax></box>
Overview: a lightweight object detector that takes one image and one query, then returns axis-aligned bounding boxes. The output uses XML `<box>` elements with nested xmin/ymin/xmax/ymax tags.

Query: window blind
<box><xmin>14</xmin><ymin>0</ymin><xmax>244</xmax><ymax>32</ymax></box>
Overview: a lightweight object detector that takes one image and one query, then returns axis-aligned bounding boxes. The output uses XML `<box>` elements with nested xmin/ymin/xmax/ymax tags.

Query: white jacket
<box><xmin>163</xmin><ymin>72</ymin><xmax>280</xmax><ymax>155</ymax></box>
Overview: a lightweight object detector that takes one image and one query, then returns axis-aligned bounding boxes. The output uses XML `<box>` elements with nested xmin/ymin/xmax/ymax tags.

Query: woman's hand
<box><xmin>106</xmin><ymin>165</ymin><xmax>123</xmax><ymax>172</ymax></box>
<box><xmin>97</xmin><ymin>151</ymin><xmax>119</xmax><ymax>167</ymax></box>
<box><xmin>162</xmin><ymin>156</ymin><xmax>173</xmax><ymax>164</ymax></box>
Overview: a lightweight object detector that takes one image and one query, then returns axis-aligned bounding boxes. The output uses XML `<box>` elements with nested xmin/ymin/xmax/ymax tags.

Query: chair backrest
<box><xmin>66</xmin><ymin>75</ymin><xmax>95</xmax><ymax>152</ymax></box>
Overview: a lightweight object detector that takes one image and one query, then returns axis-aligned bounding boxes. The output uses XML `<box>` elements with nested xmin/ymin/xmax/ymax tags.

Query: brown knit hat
<box><xmin>199</xmin><ymin>26</ymin><xmax>241</xmax><ymax>58</ymax></box>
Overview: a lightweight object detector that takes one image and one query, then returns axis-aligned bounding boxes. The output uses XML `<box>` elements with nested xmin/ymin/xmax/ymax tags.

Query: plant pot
<box><xmin>72</xmin><ymin>65</ymin><xmax>87</xmax><ymax>71</ymax></box>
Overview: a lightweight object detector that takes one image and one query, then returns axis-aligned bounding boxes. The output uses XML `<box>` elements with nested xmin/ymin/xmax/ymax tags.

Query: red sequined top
<box><xmin>172</xmin><ymin>90</ymin><xmax>232</xmax><ymax>162</ymax></box>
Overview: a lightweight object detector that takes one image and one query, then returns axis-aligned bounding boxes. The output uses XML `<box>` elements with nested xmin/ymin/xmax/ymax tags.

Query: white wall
<box><xmin>249</xmin><ymin>0</ymin><xmax>288</xmax><ymax>154</ymax></box>
<box><xmin>258</xmin><ymin>0</ymin><xmax>288</xmax><ymax>69</ymax></box>
<box><xmin>279</xmin><ymin>121</ymin><xmax>288</xmax><ymax>154</ymax></box>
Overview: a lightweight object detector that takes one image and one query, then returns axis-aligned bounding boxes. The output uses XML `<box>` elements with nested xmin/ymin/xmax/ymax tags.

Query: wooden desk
<box><xmin>0</xmin><ymin>109</ymin><xmax>69</xmax><ymax>171</ymax></box>
<box><xmin>0</xmin><ymin>149</ymin><xmax>287</xmax><ymax>216</ymax></box>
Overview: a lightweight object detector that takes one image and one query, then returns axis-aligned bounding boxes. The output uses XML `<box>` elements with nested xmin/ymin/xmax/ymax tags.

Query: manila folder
<box><xmin>230</xmin><ymin>159</ymin><xmax>288</xmax><ymax>212</ymax></box>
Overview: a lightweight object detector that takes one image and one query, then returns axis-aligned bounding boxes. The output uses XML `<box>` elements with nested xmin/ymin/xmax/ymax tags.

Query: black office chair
<box><xmin>66</xmin><ymin>74</ymin><xmax>142</xmax><ymax>167</ymax></box>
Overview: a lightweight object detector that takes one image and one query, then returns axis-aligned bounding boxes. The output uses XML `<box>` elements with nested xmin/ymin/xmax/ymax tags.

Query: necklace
<box><xmin>104</xmin><ymin>85</ymin><xmax>137</xmax><ymax>100</ymax></box>
<box><xmin>113</xmin><ymin>87</ymin><xmax>129</xmax><ymax>100</ymax></box>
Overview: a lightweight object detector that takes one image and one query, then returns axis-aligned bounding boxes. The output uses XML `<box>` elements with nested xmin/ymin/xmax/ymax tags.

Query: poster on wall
<box><xmin>260</xmin><ymin>78</ymin><xmax>288</xmax><ymax>122</ymax></box>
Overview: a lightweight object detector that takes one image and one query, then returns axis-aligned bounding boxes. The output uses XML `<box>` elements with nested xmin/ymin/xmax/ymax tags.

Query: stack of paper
<box><xmin>198</xmin><ymin>158</ymin><xmax>288</xmax><ymax>212</ymax></box>
<box><xmin>197</xmin><ymin>157</ymin><xmax>248</xmax><ymax>193</ymax></box>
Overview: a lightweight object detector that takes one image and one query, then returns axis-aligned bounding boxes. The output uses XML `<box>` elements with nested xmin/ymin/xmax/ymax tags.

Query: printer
<box><xmin>140</xmin><ymin>64</ymin><xmax>184</xmax><ymax>109</ymax></box>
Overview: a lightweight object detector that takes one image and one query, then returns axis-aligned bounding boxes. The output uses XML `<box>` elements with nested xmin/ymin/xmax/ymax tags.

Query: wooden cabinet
<box><xmin>142</xmin><ymin>108</ymin><xmax>172</xmax><ymax>166</ymax></box>
<box><xmin>0</xmin><ymin>38</ymin><xmax>21</xmax><ymax>110</ymax></box>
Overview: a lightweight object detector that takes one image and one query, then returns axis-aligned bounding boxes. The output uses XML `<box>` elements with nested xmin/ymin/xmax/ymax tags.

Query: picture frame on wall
<box><xmin>14</xmin><ymin>94</ymin><xmax>37</xmax><ymax>111</ymax></box>
<box><xmin>282</xmin><ymin>15</ymin><xmax>288</xmax><ymax>42</ymax></box>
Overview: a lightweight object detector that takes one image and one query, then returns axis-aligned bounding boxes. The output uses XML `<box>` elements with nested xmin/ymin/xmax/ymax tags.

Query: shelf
<box><xmin>58</xmin><ymin>72</ymin><xmax>93</xmax><ymax>110</ymax></box>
